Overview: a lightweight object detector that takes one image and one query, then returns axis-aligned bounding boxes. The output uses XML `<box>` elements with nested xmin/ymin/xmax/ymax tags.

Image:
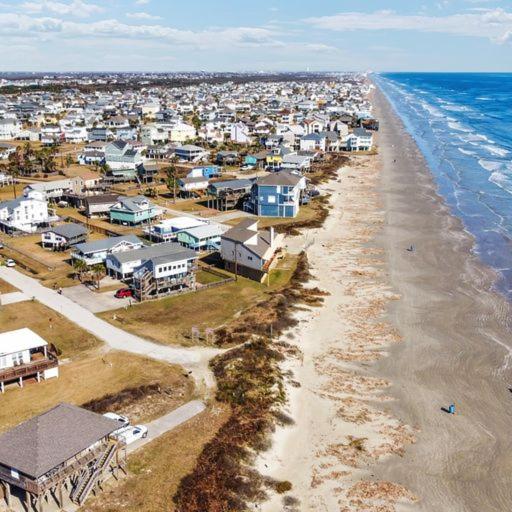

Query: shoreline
<box><xmin>254</xmin><ymin>84</ymin><xmax>512</xmax><ymax>511</ymax></box>
<box><xmin>373</xmin><ymin>83</ymin><xmax>512</xmax><ymax>511</ymax></box>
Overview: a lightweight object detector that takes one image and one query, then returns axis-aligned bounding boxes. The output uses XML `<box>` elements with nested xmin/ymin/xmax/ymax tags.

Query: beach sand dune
<box><xmin>255</xmin><ymin>86</ymin><xmax>512</xmax><ymax>512</ymax></box>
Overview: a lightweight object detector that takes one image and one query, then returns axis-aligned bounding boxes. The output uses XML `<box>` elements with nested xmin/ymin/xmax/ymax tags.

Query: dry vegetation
<box><xmin>0</xmin><ymin>300</ymin><xmax>101</xmax><ymax>358</ymax></box>
<box><xmin>99</xmin><ymin>256</ymin><xmax>298</xmax><ymax>347</ymax></box>
<box><xmin>83</xmin><ymin>404</ymin><xmax>231</xmax><ymax>512</ymax></box>
<box><xmin>0</xmin><ymin>352</ymin><xmax>192</xmax><ymax>431</ymax></box>
<box><xmin>173</xmin><ymin>253</ymin><xmax>326</xmax><ymax>512</ymax></box>
<box><xmin>0</xmin><ymin>278</ymin><xmax>17</xmax><ymax>294</ymax></box>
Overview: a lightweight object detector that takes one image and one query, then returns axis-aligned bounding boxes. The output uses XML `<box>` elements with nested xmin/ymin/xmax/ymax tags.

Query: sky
<box><xmin>1</xmin><ymin>0</ymin><xmax>512</xmax><ymax>72</ymax></box>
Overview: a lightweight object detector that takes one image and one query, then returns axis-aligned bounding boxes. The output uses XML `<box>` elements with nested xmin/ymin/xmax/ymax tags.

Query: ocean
<box><xmin>375</xmin><ymin>73</ymin><xmax>512</xmax><ymax>297</ymax></box>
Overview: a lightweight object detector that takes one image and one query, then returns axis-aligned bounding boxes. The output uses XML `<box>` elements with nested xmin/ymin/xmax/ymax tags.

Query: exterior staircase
<box><xmin>71</xmin><ymin>441</ymin><xmax>118</xmax><ymax>505</ymax></box>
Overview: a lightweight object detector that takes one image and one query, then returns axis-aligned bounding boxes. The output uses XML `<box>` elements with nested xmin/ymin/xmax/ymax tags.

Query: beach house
<box><xmin>109</xmin><ymin>196</ymin><xmax>160</xmax><ymax>226</ymax></box>
<box><xmin>0</xmin><ymin>404</ymin><xmax>126</xmax><ymax>509</ymax></box>
<box><xmin>0</xmin><ymin>192</ymin><xmax>50</xmax><ymax>234</ymax></box>
<box><xmin>41</xmin><ymin>224</ymin><xmax>88</xmax><ymax>250</ymax></box>
<box><xmin>71</xmin><ymin>235</ymin><xmax>143</xmax><ymax>266</ymax></box>
<box><xmin>176</xmin><ymin>223</ymin><xmax>229</xmax><ymax>251</ymax></box>
<box><xmin>221</xmin><ymin>219</ymin><xmax>284</xmax><ymax>281</ymax></box>
<box><xmin>249</xmin><ymin>171</ymin><xmax>306</xmax><ymax>218</ymax></box>
<box><xmin>0</xmin><ymin>328</ymin><xmax>59</xmax><ymax>394</ymax></box>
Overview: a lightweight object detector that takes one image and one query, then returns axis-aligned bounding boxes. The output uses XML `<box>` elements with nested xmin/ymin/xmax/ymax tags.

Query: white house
<box><xmin>0</xmin><ymin>118</ymin><xmax>22</xmax><ymax>140</ymax></box>
<box><xmin>230</xmin><ymin>122</ymin><xmax>252</xmax><ymax>144</ymax></box>
<box><xmin>106</xmin><ymin>241</ymin><xmax>197</xmax><ymax>281</ymax></box>
<box><xmin>41</xmin><ymin>224</ymin><xmax>88</xmax><ymax>249</ymax></box>
<box><xmin>0</xmin><ymin>328</ymin><xmax>59</xmax><ymax>393</ymax></box>
<box><xmin>144</xmin><ymin>217</ymin><xmax>207</xmax><ymax>243</ymax></box>
<box><xmin>23</xmin><ymin>177</ymin><xmax>84</xmax><ymax>200</ymax></box>
<box><xmin>71</xmin><ymin>235</ymin><xmax>143</xmax><ymax>266</ymax></box>
<box><xmin>177</xmin><ymin>176</ymin><xmax>209</xmax><ymax>196</ymax></box>
<box><xmin>220</xmin><ymin>219</ymin><xmax>284</xmax><ymax>281</ymax></box>
<box><xmin>64</xmin><ymin>127</ymin><xmax>88</xmax><ymax>144</ymax></box>
<box><xmin>104</xmin><ymin>140</ymin><xmax>143</xmax><ymax>174</ymax></box>
<box><xmin>169</xmin><ymin>122</ymin><xmax>196</xmax><ymax>143</ymax></box>
<box><xmin>0</xmin><ymin>192</ymin><xmax>49</xmax><ymax>234</ymax></box>
<box><xmin>346</xmin><ymin>128</ymin><xmax>373</xmax><ymax>152</ymax></box>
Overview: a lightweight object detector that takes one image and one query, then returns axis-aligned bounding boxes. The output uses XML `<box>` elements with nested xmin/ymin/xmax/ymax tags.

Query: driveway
<box><xmin>63</xmin><ymin>285</ymin><xmax>131</xmax><ymax>313</ymax></box>
<box><xmin>128</xmin><ymin>400</ymin><xmax>206</xmax><ymax>453</ymax></box>
<box><xmin>0</xmin><ymin>267</ymin><xmax>222</xmax><ymax>387</ymax></box>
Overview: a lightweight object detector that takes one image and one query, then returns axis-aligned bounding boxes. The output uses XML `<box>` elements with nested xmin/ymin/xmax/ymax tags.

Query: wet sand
<box><xmin>374</xmin><ymin>85</ymin><xmax>512</xmax><ymax>512</ymax></box>
<box><xmin>255</xmin><ymin>85</ymin><xmax>512</xmax><ymax>512</ymax></box>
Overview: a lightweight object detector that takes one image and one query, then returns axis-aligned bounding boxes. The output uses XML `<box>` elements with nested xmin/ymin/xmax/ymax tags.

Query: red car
<box><xmin>115</xmin><ymin>288</ymin><xmax>133</xmax><ymax>299</ymax></box>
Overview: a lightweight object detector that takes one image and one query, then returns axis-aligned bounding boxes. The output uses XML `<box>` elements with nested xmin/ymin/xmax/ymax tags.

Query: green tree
<box><xmin>6</xmin><ymin>153</ymin><xmax>21</xmax><ymax>198</ymax></box>
<box><xmin>165</xmin><ymin>164</ymin><xmax>178</xmax><ymax>204</ymax></box>
<box><xmin>73</xmin><ymin>258</ymin><xmax>87</xmax><ymax>282</ymax></box>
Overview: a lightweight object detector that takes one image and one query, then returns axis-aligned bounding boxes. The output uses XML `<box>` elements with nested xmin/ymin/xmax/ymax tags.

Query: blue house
<box><xmin>250</xmin><ymin>172</ymin><xmax>305</xmax><ymax>218</ymax></box>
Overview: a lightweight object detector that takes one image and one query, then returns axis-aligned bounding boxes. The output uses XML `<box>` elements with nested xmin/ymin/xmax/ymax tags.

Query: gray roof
<box><xmin>46</xmin><ymin>223</ymin><xmax>88</xmax><ymax>239</ymax></box>
<box><xmin>112</xmin><ymin>196</ymin><xmax>152</xmax><ymax>213</ymax></box>
<box><xmin>256</xmin><ymin>171</ymin><xmax>302</xmax><ymax>187</ymax></box>
<box><xmin>111</xmin><ymin>241</ymin><xmax>197</xmax><ymax>265</ymax></box>
<box><xmin>208</xmin><ymin>179</ymin><xmax>253</xmax><ymax>193</ymax></box>
<box><xmin>0</xmin><ymin>403</ymin><xmax>120</xmax><ymax>479</ymax></box>
<box><xmin>222</xmin><ymin>220</ymin><xmax>274</xmax><ymax>259</ymax></box>
<box><xmin>84</xmin><ymin>194</ymin><xmax>119</xmax><ymax>206</ymax></box>
<box><xmin>74</xmin><ymin>235</ymin><xmax>142</xmax><ymax>255</ymax></box>
<box><xmin>353</xmin><ymin>127</ymin><xmax>372</xmax><ymax>137</ymax></box>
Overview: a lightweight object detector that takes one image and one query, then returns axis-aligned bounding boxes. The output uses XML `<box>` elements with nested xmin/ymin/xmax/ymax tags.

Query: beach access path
<box><xmin>0</xmin><ymin>266</ymin><xmax>221</xmax><ymax>387</ymax></box>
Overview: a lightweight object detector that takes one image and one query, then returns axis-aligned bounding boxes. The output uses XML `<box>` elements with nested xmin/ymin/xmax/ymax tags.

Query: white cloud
<box><xmin>135</xmin><ymin>0</ymin><xmax>150</xmax><ymax>4</ymax></box>
<box><xmin>305</xmin><ymin>8</ymin><xmax>512</xmax><ymax>43</ymax></box>
<box><xmin>126</xmin><ymin>12</ymin><xmax>162</xmax><ymax>20</ymax></box>
<box><xmin>20</xmin><ymin>0</ymin><xmax>102</xmax><ymax>17</ymax></box>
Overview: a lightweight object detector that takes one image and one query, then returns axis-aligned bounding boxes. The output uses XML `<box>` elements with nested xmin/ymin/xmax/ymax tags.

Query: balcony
<box><xmin>0</xmin><ymin>352</ymin><xmax>58</xmax><ymax>385</ymax></box>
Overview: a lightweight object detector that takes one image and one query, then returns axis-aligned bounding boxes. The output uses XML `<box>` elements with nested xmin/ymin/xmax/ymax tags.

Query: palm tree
<box><xmin>73</xmin><ymin>258</ymin><xmax>88</xmax><ymax>282</ymax></box>
<box><xmin>91</xmin><ymin>263</ymin><xmax>106</xmax><ymax>290</ymax></box>
<box><xmin>6</xmin><ymin>154</ymin><xmax>21</xmax><ymax>199</ymax></box>
<box><xmin>165</xmin><ymin>164</ymin><xmax>178</xmax><ymax>204</ymax></box>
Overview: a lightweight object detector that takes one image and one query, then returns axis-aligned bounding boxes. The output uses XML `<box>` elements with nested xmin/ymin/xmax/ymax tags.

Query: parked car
<box><xmin>5</xmin><ymin>259</ymin><xmax>16</xmax><ymax>267</ymax></box>
<box><xmin>114</xmin><ymin>425</ymin><xmax>148</xmax><ymax>445</ymax></box>
<box><xmin>103</xmin><ymin>412</ymin><xmax>130</xmax><ymax>429</ymax></box>
<box><xmin>115</xmin><ymin>288</ymin><xmax>133</xmax><ymax>299</ymax></box>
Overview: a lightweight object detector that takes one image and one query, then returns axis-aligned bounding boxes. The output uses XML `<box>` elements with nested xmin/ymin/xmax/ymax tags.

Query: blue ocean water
<box><xmin>375</xmin><ymin>73</ymin><xmax>512</xmax><ymax>298</ymax></box>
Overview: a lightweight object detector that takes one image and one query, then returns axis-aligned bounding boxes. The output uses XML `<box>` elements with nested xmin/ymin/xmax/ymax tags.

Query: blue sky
<box><xmin>1</xmin><ymin>0</ymin><xmax>512</xmax><ymax>71</ymax></box>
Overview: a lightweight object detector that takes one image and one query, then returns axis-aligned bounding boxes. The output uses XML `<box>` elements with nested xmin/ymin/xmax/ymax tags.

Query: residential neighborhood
<box><xmin>0</xmin><ymin>71</ymin><xmax>378</xmax><ymax>512</ymax></box>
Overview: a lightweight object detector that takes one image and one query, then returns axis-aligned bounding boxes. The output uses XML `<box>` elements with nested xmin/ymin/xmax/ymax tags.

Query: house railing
<box><xmin>0</xmin><ymin>353</ymin><xmax>58</xmax><ymax>383</ymax></box>
<box><xmin>0</xmin><ymin>438</ymin><xmax>124</xmax><ymax>495</ymax></box>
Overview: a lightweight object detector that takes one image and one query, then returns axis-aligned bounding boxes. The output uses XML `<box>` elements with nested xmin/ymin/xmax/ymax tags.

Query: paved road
<box><xmin>0</xmin><ymin>291</ymin><xmax>28</xmax><ymax>305</ymax></box>
<box><xmin>0</xmin><ymin>267</ymin><xmax>221</xmax><ymax>386</ymax></box>
<box><xmin>128</xmin><ymin>400</ymin><xmax>206</xmax><ymax>453</ymax></box>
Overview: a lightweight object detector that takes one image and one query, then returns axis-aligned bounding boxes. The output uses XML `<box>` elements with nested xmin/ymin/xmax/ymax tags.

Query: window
<box><xmin>267</xmin><ymin>195</ymin><xmax>276</xmax><ymax>204</ymax></box>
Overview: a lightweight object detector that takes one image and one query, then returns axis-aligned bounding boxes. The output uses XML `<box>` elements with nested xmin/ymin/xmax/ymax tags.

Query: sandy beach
<box><xmin>255</xmin><ymin>85</ymin><xmax>512</xmax><ymax>512</ymax></box>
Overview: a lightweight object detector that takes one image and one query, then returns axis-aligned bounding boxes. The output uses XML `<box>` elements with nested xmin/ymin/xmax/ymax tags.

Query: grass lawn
<box><xmin>0</xmin><ymin>351</ymin><xmax>193</xmax><ymax>433</ymax></box>
<box><xmin>83</xmin><ymin>403</ymin><xmax>230</xmax><ymax>512</ymax></box>
<box><xmin>0</xmin><ymin>278</ymin><xmax>17</xmax><ymax>294</ymax></box>
<box><xmin>0</xmin><ymin>301</ymin><xmax>101</xmax><ymax>358</ymax></box>
<box><xmin>99</xmin><ymin>255</ymin><xmax>298</xmax><ymax>347</ymax></box>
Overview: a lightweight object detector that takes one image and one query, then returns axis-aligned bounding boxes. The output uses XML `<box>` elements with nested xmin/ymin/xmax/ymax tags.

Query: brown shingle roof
<box><xmin>0</xmin><ymin>404</ymin><xmax>120</xmax><ymax>479</ymax></box>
